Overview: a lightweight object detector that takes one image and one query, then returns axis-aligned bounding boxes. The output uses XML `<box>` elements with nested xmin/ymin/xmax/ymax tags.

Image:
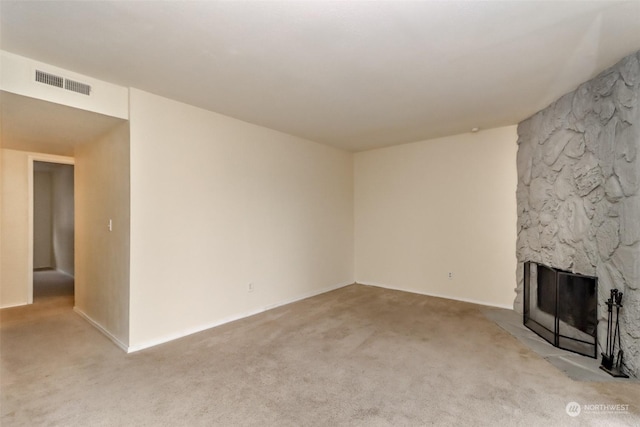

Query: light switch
<box><xmin>108</xmin><ymin>219</ymin><xmax>113</xmax><ymax>232</ymax></box>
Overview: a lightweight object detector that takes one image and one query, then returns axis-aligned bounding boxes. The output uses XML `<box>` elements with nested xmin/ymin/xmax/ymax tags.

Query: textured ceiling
<box><xmin>1</xmin><ymin>1</ymin><xmax>640</xmax><ymax>152</ymax></box>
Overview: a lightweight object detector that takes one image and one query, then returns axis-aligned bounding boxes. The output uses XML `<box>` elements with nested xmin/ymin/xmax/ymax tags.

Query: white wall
<box><xmin>33</xmin><ymin>171</ymin><xmax>53</xmax><ymax>269</ymax></box>
<box><xmin>75</xmin><ymin>122</ymin><xmax>130</xmax><ymax>347</ymax></box>
<box><xmin>1</xmin><ymin>149</ymin><xmax>30</xmax><ymax>307</ymax></box>
<box><xmin>128</xmin><ymin>89</ymin><xmax>354</xmax><ymax>350</ymax></box>
<box><xmin>354</xmin><ymin>126</ymin><xmax>518</xmax><ymax>308</ymax></box>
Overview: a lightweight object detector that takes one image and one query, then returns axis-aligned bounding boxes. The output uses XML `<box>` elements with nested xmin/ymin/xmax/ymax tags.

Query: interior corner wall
<box><xmin>128</xmin><ymin>89</ymin><xmax>354</xmax><ymax>350</ymax></box>
<box><xmin>75</xmin><ymin>122</ymin><xmax>130</xmax><ymax>347</ymax></box>
<box><xmin>1</xmin><ymin>149</ymin><xmax>30</xmax><ymax>307</ymax></box>
<box><xmin>354</xmin><ymin>126</ymin><xmax>518</xmax><ymax>308</ymax></box>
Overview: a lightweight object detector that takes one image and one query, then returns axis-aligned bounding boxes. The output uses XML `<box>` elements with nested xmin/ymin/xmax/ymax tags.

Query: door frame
<box><xmin>28</xmin><ymin>153</ymin><xmax>74</xmax><ymax>304</ymax></box>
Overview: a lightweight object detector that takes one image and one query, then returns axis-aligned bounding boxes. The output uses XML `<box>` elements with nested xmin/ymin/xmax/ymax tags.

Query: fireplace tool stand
<box><xmin>600</xmin><ymin>289</ymin><xmax>628</xmax><ymax>378</ymax></box>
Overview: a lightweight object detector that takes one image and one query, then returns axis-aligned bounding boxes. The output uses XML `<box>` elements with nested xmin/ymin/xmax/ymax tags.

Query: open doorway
<box><xmin>1</xmin><ymin>91</ymin><xmax>125</xmax><ymax>312</ymax></box>
<box><xmin>32</xmin><ymin>160</ymin><xmax>75</xmax><ymax>304</ymax></box>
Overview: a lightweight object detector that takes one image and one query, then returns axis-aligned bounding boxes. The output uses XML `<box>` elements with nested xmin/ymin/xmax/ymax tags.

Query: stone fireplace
<box><xmin>514</xmin><ymin>50</ymin><xmax>640</xmax><ymax>378</ymax></box>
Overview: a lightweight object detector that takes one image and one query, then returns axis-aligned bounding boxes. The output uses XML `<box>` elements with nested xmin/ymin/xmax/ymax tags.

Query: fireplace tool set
<box><xmin>600</xmin><ymin>289</ymin><xmax>628</xmax><ymax>378</ymax></box>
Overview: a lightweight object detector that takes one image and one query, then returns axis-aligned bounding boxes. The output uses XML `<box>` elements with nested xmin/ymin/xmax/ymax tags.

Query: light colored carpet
<box><xmin>1</xmin><ymin>272</ymin><xmax>639</xmax><ymax>426</ymax></box>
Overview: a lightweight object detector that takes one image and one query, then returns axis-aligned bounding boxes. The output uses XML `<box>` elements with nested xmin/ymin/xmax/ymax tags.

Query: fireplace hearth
<box><xmin>523</xmin><ymin>262</ymin><xmax>598</xmax><ymax>358</ymax></box>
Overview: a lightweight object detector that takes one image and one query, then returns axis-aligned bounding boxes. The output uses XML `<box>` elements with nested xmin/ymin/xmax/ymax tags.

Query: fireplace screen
<box><xmin>523</xmin><ymin>262</ymin><xmax>597</xmax><ymax>358</ymax></box>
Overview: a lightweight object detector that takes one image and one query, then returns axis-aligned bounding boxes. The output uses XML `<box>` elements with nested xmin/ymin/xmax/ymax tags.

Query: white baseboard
<box><xmin>73</xmin><ymin>307</ymin><xmax>128</xmax><ymax>352</ymax></box>
<box><xmin>356</xmin><ymin>281</ymin><xmax>513</xmax><ymax>310</ymax></box>
<box><xmin>127</xmin><ymin>281</ymin><xmax>353</xmax><ymax>353</ymax></box>
<box><xmin>0</xmin><ymin>301</ymin><xmax>28</xmax><ymax>309</ymax></box>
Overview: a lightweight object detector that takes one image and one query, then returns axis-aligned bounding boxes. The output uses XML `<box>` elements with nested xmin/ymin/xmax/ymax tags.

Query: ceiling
<box><xmin>1</xmin><ymin>1</ymin><xmax>640</xmax><ymax>152</ymax></box>
<box><xmin>0</xmin><ymin>91</ymin><xmax>125</xmax><ymax>156</ymax></box>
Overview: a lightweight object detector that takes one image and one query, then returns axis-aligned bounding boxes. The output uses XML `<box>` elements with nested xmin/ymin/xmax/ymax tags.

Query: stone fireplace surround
<box><xmin>514</xmin><ymin>50</ymin><xmax>640</xmax><ymax>378</ymax></box>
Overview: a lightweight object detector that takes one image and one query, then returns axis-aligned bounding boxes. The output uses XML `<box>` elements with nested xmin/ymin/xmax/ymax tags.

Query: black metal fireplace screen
<box><xmin>523</xmin><ymin>262</ymin><xmax>598</xmax><ymax>358</ymax></box>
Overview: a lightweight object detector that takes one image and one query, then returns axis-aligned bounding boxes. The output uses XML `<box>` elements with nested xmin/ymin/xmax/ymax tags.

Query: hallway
<box><xmin>1</xmin><ymin>270</ymin><xmax>74</xmax><ymax>330</ymax></box>
<box><xmin>33</xmin><ymin>269</ymin><xmax>74</xmax><ymax>303</ymax></box>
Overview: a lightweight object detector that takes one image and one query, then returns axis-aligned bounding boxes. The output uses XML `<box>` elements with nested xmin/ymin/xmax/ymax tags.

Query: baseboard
<box><xmin>127</xmin><ymin>281</ymin><xmax>353</xmax><ymax>353</ymax></box>
<box><xmin>73</xmin><ymin>306</ymin><xmax>129</xmax><ymax>352</ymax></box>
<box><xmin>0</xmin><ymin>301</ymin><xmax>28</xmax><ymax>309</ymax></box>
<box><xmin>356</xmin><ymin>281</ymin><xmax>513</xmax><ymax>310</ymax></box>
<box><xmin>55</xmin><ymin>268</ymin><xmax>74</xmax><ymax>277</ymax></box>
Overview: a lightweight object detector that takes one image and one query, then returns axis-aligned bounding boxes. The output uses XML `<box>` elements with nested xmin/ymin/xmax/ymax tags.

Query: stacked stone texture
<box><xmin>514</xmin><ymin>51</ymin><xmax>640</xmax><ymax>378</ymax></box>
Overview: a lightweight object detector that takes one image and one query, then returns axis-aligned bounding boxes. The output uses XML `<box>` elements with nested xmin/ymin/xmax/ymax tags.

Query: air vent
<box><xmin>35</xmin><ymin>70</ymin><xmax>63</xmax><ymax>88</ymax></box>
<box><xmin>65</xmin><ymin>79</ymin><xmax>91</xmax><ymax>95</ymax></box>
<box><xmin>35</xmin><ymin>70</ymin><xmax>92</xmax><ymax>96</ymax></box>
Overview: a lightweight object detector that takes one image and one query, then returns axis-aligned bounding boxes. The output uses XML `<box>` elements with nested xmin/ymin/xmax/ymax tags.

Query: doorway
<box><xmin>28</xmin><ymin>156</ymin><xmax>75</xmax><ymax>304</ymax></box>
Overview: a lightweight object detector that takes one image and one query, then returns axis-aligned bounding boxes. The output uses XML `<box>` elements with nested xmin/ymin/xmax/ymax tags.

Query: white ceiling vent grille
<box><xmin>65</xmin><ymin>79</ymin><xmax>91</xmax><ymax>95</ymax></box>
<box><xmin>35</xmin><ymin>70</ymin><xmax>63</xmax><ymax>88</ymax></box>
<box><xmin>35</xmin><ymin>70</ymin><xmax>92</xmax><ymax>96</ymax></box>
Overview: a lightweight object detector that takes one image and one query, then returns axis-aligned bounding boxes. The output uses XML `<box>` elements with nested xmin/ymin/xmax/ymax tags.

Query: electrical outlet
<box><xmin>448</xmin><ymin>272</ymin><xmax>453</xmax><ymax>280</ymax></box>
<box><xmin>248</xmin><ymin>282</ymin><xmax>254</xmax><ymax>293</ymax></box>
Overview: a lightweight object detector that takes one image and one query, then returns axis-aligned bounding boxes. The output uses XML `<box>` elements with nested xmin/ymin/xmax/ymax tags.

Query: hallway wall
<box><xmin>1</xmin><ymin>149</ymin><xmax>31</xmax><ymax>307</ymax></box>
<box><xmin>75</xmin><ymin>122</ymin><xmax>130</xmax><ymax>347</ymax></box>
<box><xmin>51</xmin><ymin>163</ymin><xmax>74</xmax><ymax>275</ymax></box>
<box><xmin>33</xmin><ymin>170</ymin><xmax>53</xmax><ymax>269</ymax></box>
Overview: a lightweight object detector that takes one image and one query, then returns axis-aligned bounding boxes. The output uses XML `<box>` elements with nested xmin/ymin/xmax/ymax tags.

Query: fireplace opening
<box><xmin>523</xmin><ymin>262</ymin><xmax>597</xmax><ymax>358</ymax></box>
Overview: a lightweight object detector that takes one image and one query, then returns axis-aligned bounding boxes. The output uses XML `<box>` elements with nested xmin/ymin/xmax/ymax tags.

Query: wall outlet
<box><xmin>247</xmin><ymin>282</ymin><xmax>254</xmax><ymax>293</ymax></box>
<box><xmin>448</xmin><ymin>272</ymin><xmax>453</xmax><ymax>280</ymax></box>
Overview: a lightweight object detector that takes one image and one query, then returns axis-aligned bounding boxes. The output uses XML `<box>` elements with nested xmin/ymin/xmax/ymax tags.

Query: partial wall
<box><xmin>355</xmin><ymin>126</ymin><xmax>518</xmax><ymax>308</ymax></box>
<box><xmin>75</xmin><ymin>122</ymin><xmax>130</xmax><ymax>348</ymax></box>
<box><xmin>515</xmin><ymin>51</ymin><xmax>640</xmax><ymax>377</ymax></box>
<box><xmin>1</xmin><ymin>149</ymin><xmax>30</xmax><ymax>307</ymax></box>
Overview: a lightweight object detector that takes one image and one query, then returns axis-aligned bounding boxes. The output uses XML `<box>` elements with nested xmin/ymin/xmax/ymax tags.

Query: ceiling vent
<box><xmin>35</xmin><ymin>70</ymin><xmax>92</xmax><ymax>96</ymax></box>
<box><xmin>35</xmin><ymin>70</ymin><xmax>63</xmax><ymax>88</ymax></box>
<box><xmin>65</xmin><ymin>79</ymin><xmax>91</xmax><ymax>95</ymax></box>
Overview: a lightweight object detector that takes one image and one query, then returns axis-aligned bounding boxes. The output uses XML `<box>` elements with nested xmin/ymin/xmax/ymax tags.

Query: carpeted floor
<box><xmin>1</xmin><ymin>272</ymin><xmax>639</xmax><ymax>426</ymax></box>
